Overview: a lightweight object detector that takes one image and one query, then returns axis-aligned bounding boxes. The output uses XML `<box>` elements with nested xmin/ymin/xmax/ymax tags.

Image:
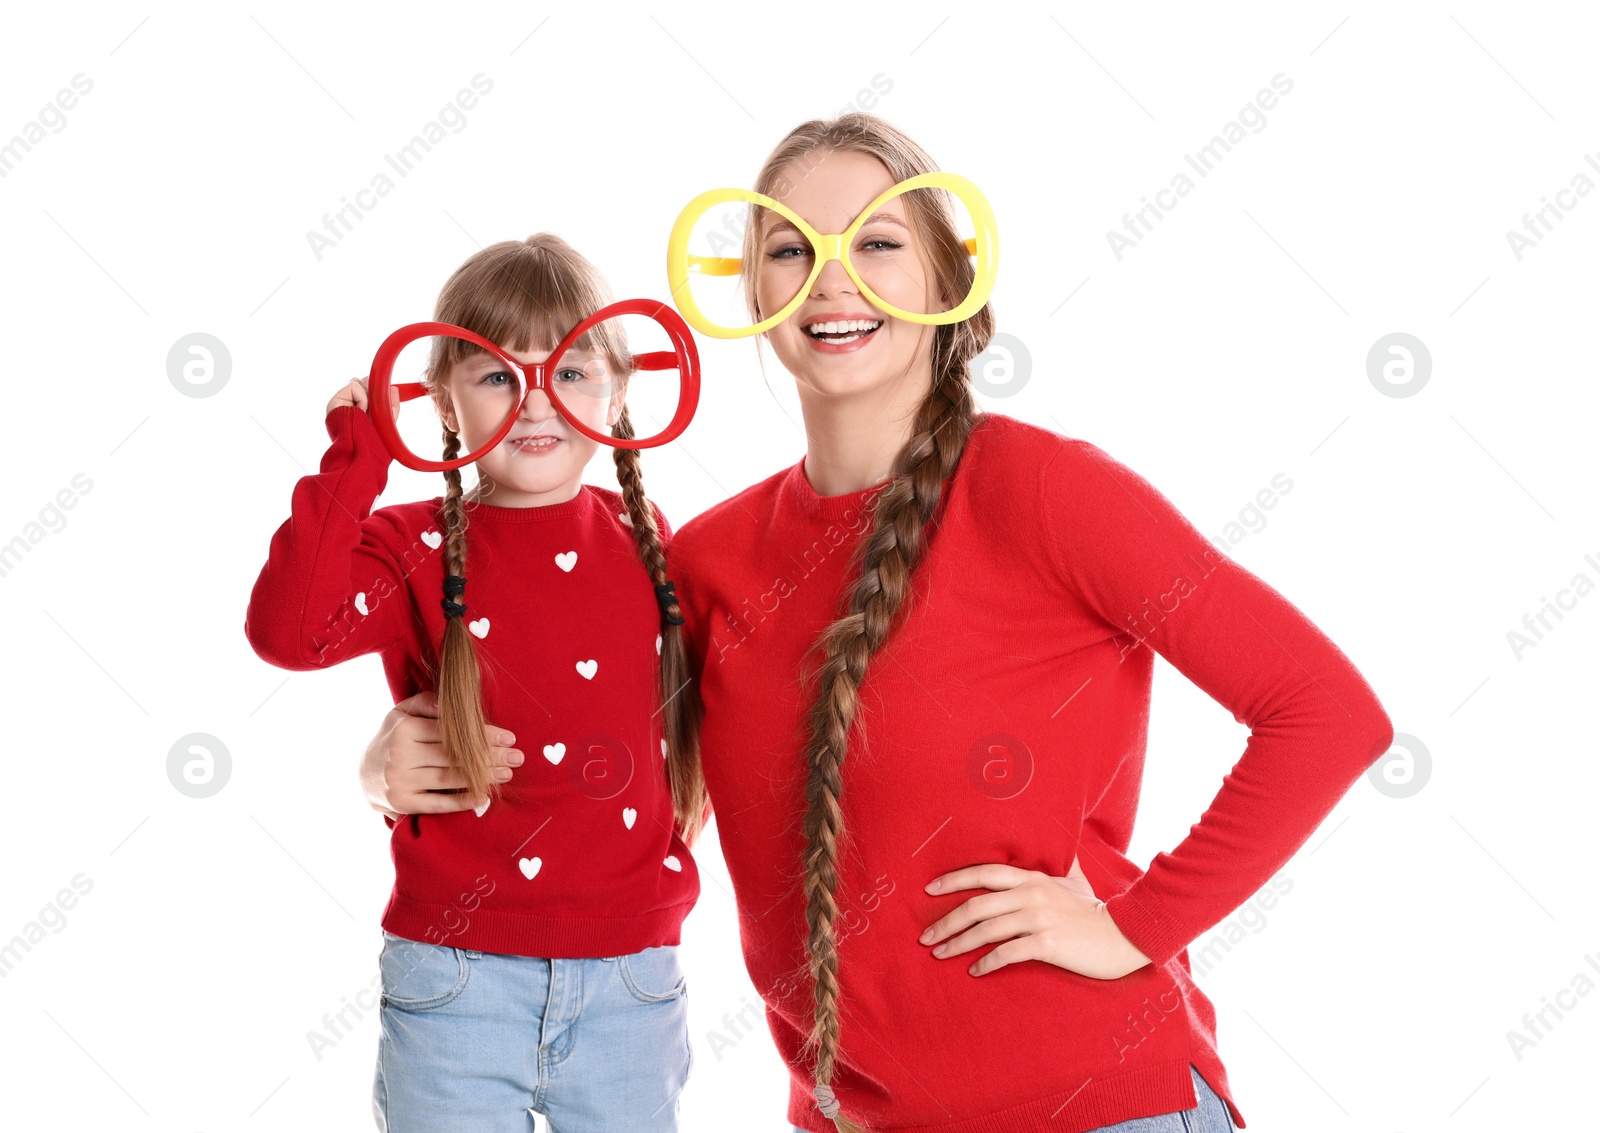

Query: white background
<box><xmin>1</xmin><ymin>2</ymin><xmax>1595</xmax><ymax>1130</ymax></box>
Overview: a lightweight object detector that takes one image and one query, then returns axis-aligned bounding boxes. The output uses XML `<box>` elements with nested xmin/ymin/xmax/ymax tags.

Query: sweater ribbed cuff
<box><xmin>1103</xmin><ymin>886</ymin><xmax>1189</xmax><ymax>971</ymax></box>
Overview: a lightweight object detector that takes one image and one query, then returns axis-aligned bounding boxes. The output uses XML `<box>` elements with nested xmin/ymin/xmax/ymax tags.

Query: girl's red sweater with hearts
<box><xmin>245</xmin><ymin>404</ymin><xmax>699</xmax><ymax>958</ymax></box>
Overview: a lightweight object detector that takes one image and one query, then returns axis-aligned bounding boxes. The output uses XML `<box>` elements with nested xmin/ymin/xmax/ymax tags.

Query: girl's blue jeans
<box><xmin>373</xmin><ymin>930</ymin><xmax>692</xmax><ymax>1132</ymax></box>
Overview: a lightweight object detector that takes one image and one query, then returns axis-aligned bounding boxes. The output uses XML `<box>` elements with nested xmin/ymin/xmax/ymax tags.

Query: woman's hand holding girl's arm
<box><xmin>359</xmin><ymin>690</ymin><xmax>523</xmax><ymax>817</ymax></box>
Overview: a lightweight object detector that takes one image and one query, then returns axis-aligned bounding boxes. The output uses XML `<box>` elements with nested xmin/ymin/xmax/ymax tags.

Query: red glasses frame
<box><xmin>366</xmin><ymin>298</ymin><xmax>702</xmax><ymax>472</ymax></box>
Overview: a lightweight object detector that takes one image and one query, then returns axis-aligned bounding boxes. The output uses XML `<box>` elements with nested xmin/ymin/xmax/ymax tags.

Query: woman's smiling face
<box><xmin>755</xmin><ymin>148</ymin><xmax>943</xmax><ymax>401</ymax></box>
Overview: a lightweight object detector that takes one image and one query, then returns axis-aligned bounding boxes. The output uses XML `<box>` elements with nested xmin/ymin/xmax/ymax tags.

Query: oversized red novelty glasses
<box><xmin>366</xmin><ymin>299</ymin><xmax>701</xmax><ymax>472</ymax></box>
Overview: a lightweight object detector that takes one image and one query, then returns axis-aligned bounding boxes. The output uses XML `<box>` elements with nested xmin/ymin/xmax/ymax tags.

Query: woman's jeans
<box><xmin>373</xmin><ymin>930</ymin><xmax>692</xmax><ymax>1132</ymax></box>
<box><xmin>788</xmin><ymin>1063</ymin><xmax>1234</xmax><ymax>1133</ymax></box>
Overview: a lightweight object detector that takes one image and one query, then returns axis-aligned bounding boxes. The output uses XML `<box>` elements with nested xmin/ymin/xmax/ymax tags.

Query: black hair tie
<box><xmin>654</xmin><ymin>579</ymin><xmax>686</xmax><ymax>626</ymax></box>
<box><xmin>441</xmin><ymin>573</ymin><xmax>468</xmax><ymax>620</ymax></box>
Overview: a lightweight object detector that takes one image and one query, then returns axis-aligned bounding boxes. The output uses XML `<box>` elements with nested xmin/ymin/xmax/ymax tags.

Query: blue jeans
<box><xmin>788</xmin><ymin>1063</ymin><xmax>1233</xmax><ymax>1133</ymax></box>
<box><xmin>373</xmin><ymin>930</ymin><xmax>692</xmax><ymax>1132</ymax></box>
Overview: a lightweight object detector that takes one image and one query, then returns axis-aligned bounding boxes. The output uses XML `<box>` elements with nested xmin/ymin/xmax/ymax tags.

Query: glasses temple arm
<box><xmin>686</xmin><ymin>254</ymin><xmax>742</xmax><ymax>277</ymax></box>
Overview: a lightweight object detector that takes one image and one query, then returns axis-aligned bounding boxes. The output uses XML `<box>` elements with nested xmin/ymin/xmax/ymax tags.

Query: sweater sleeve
<box><xmin>244</xmin><ymin>404</ymin><xmax>418</xmax><ymax>671</ymax></box>
<box><xmin>1039</xmin><ymin>437</ymin><xmax>1394</xmax><ymax>970</ymax></box>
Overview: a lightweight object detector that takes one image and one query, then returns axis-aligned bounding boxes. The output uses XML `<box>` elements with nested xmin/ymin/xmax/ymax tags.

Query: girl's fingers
<box><xmin>326</xmin><ymin>379</ymin><xmax>366</xmax><ymax>415</ymax></box>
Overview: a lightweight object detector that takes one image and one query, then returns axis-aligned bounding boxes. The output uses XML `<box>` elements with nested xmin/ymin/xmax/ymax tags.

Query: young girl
<box><xmin>245</xmin><ymin>233</ymin><xmax>707</xmax><ymax>1132</ymax></box>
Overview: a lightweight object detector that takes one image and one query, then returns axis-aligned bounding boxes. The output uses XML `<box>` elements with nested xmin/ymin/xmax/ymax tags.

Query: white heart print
<box><xmin>555</xmin><ymin>551</ymin><xmax>577</xmax><ymax>572</ymax></box>
<box><xmin>576</xmin><ymin>659</ymin><xmax>597</xmax><ymax>680</ymax></box>
<box><xmin>623</xmin><ymin>807</ymin><xmax>637</xmax><ymax>829</ymax></box>
<box><xmin>422</xmin><ymin>529</ymin><xmax>442</xmax><ymax>549</ymax></box>
<box><xmin>617</xmin><ymin>511</ymin><xmax>633</xmax><ymax>527</ymax></box>
<box><xmin>663</xmin><ymin>855</ymin><xmax>682</xmax><ymax>872</ymax></box>
<box><xmin>543</xmin><ymin>743</ymin><xmax>566</xmax><ymax>765</ymax></box>
<box><xmin>474</xmin><ymin>796</ymin><xmax>491</xmax><ymax>817</ymax></box>
<box><xmin>655</xmin><ymin>634</ymin><xmax>662</xmax><ymax>655</ymax></box>
<box><xmin>469</xmin><ymin>617</ymin><xmax>490</xmax><ymax>638</ymax></box>
<box><xmin>519</xmin><ymin>856</ymin><xmax>542</xmax><ymax>880</ymax></box>
<box><xmin>660</xmin><ymin>739</ymin><xmax>667</xmax><ymax>759</ymax></box>
<box><xmin>354</xmin><ymin>592</ymin><xmax>368</xmax><ymax>616</ymax></box>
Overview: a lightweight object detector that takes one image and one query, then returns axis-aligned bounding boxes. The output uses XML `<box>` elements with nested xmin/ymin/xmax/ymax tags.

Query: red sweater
<box><xmin>669</xmin><ymin>413</ymin><xmax>1393</xmax><ymax>1133</ymax></box>
<box><xmin>245</xmin><ymin>404</ymin><xmax>699</xmax><ymax>957</ymax></box>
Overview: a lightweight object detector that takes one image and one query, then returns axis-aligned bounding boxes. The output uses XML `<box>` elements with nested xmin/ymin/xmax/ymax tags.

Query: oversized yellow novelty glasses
<box><xmin>666</xmin><ymin>171</ymin><xmax>999</xmax><ymax>339</ymax></box>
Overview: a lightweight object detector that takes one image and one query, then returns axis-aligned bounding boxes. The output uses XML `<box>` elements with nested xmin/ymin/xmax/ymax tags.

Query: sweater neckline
<box><xmin>785</xmin><ymin>455</ymin><xmax>894</xmax><ymax>521</ymax></box>
<box><xmin>436</xmin><ymin>484</ymin><xmax>598</xmax><ymax>523</ymax></box>
<box><xmin>784</xmin><ymin>414</ymin><xmax>997</xmax><ymax>521</ymax></box>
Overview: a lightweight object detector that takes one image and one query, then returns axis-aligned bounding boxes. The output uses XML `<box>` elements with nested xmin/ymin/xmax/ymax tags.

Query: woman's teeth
<box><xmin>805</xmin><ymin>319</ymin><xmax>881</xmax><ymax>344</ymax></box>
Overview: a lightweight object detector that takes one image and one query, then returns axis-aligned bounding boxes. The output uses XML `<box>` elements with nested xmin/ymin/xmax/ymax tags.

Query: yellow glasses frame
<box><xmin>666</xmin><ymin>171</ymin><xmax>999</xmax><ymax>339</ymax></box>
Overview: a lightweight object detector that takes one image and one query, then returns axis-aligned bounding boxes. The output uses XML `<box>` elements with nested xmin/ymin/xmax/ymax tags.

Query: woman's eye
<box><xmin>765</xmin><ymin>242</ymin><xmax>811</xmax><ymax>262</ymax></box>
<box><xmin>859</xmin><ymin>237</ymin><xmax>904</xmax><ymax>253</ymax></box>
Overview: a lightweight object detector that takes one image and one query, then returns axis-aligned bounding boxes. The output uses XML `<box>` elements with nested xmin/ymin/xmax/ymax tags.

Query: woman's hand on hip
<box><xmin>359</xmin><ymin>690</ymin><xmax>523</xmax><ymax>817</ymax></box>
<box><xmin>918</xmin><ymin>858</ymin><xmax>1152</xmax><ymax>980</ymax></box>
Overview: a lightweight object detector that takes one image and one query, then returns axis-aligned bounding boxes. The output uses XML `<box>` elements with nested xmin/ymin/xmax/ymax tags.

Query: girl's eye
<box><xmin>858</xmin><ymin>237</ymin><xmax>904</xmax><ymax>253</ymax></box>
<box><xmin>481</xmin><ymin>369</ymin><xmax>514</xmax><ymax>387</ymax></box>
<box><xmin>554</xmin><ymin>367</ymin><xmax>585</xmax><ymax>384</ymax></box>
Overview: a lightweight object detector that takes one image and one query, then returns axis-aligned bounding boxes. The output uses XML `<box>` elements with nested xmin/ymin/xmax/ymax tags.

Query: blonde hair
<box><xmin>424</xmin><ymin>233</ymin><xmax>707</xmax><ymax>845</ymax></box>
<box><xmin>740</xmin><ymin>115</ymin><xmax>995</xmax><ymax>1132</ymax></box>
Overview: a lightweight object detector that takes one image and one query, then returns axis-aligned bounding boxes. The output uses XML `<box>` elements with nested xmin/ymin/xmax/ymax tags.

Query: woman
<box><xmin>358</xmin><ymin>114</ymin><xmax>1392</xmax><ymax>1132</ymax></box>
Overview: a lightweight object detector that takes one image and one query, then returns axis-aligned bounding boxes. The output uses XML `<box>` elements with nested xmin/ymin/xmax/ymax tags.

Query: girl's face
<box><xmin>755</xmin><ymin>149</ymin><xmax>942</xmax><ymax>402</ymax></box>
<box><xmin>437</xmin><ymin>344</ymin><xmax>624</xmax><ymax>507</ymax></box>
